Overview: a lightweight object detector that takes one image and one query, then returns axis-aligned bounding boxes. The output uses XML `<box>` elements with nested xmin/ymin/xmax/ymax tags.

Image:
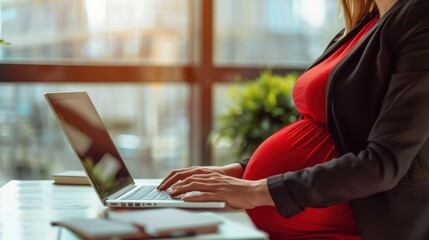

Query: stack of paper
<box><xmin>52</xmin><ymin>170</ymin><xmax>90</xmax><ymax>185</ymax></box>
<box><xmin>52</xmin><ymin>208</ymin><xmax>223</xmax><ymax>239</ymax></box>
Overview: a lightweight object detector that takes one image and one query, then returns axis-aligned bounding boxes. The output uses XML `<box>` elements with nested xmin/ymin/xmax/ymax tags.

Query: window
<box><xmin>0</xmin><ymin>83</ymin><xmax>189</xmax><ymax>184</ymax></box>
<box><xmin>0</xmin><ymin>0</ymin><xmax>343</xmax><ymax>185</ymax></box>
<box><xmin>0</xmin><ymin>0</ymin><xmax>192</xmax><ymax>64</ymax></box>
<box><xmin>215</xmin><ymin>0</ymin><xmax>342</xmax><ymax>67</ymax></box>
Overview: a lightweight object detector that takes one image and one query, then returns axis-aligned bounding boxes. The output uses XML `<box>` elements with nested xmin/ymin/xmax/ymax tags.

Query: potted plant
<box><xmin>211</xmin><ymin>70</ymin><xmax>299</xmax><ymax>161</ymax></box>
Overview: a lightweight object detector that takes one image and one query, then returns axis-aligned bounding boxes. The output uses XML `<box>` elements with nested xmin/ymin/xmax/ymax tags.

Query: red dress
<box><xmin>242</xmin><ymin>17</ymin><xmax>379</xmax><ymax>240</ymax></box>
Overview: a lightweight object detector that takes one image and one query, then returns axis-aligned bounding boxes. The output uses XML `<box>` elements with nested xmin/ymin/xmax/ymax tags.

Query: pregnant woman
<box><xmin>158</xmin><ymin>0</ymin><xmax>429</xmax><ymax>239</ymax></box>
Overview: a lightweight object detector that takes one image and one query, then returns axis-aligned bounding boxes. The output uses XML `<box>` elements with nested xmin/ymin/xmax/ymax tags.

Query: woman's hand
<box><xmin>169</xmin><ymin>173</ymin><xmax>275</xmax><ymax>209</ymax></box>
<box><xmin>157</xmin><ymin>163</ymin><xmax>244</xmax><ymax>191</ymax></box>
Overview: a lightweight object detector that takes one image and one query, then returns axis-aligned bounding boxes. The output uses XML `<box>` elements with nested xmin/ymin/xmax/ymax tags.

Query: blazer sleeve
<box><xmin>235</xmin><ymin>157</ymin><xmax>251</xmax><ymax>170</ymax></box>
<box><xmin>267</xmin><ymin>4</ymin><xmax>429</xmax><ymax>217</ymax></box>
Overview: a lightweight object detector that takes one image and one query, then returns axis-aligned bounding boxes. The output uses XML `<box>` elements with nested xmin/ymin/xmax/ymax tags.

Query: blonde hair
<box><xmin>340</xmin><ymin>0</ymin><xmax>377</xmax><ymax>34</ymax></box>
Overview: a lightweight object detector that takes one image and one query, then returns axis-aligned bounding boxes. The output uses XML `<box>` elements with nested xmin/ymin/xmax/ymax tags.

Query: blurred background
<box><xmin>0</xmin><ymin>0</ymin><xmax>343</xmax><ymax>186</ymax></box>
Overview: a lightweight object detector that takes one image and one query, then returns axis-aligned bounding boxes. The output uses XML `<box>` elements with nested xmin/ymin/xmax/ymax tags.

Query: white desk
<box><xmin>0</xmin><ymin>179</ymin><xmax>267</xmax><ymax>240</ymax></box>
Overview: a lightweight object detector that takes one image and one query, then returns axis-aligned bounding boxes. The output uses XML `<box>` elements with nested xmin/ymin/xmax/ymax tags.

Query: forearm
<box><xmin>220</xmin><ymin>163</ymin><xmax>245</xmax><ymax>178</ymax></box>
<box><xmin>267</xmin><ymin>142</ymin><xmax>416</xmax><ymax>217</ymax></box>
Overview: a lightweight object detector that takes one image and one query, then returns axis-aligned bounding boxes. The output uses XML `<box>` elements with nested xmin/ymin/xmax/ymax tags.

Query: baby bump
<box><xmin>243</xmin><ymin>119</ymin><xmax>339</xmax><ymax>180</ymax></box>
<box><xmin>242</xmin><ymin>119</ymin><xmax>359</xmax><ymax>239</ymax></box>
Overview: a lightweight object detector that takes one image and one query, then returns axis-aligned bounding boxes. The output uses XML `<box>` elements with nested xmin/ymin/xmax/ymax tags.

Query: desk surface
<box><xmin>0</xmin><ymin>179</ymin><xmax>267</xmax><ymax>240</ymax></box>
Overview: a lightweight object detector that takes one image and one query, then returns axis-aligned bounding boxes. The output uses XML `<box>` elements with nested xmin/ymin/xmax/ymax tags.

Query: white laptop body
<box><xmin>45</xmin><ymin>92</ymin><xmax>226</xmax><ymax>209</ymax></box>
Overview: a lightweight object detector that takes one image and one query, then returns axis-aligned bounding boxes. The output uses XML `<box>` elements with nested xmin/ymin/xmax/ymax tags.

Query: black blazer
<box><xmin>240</xmin><ymin>0</ymin><xmax>429</xmax><ymax>239</ymax></box>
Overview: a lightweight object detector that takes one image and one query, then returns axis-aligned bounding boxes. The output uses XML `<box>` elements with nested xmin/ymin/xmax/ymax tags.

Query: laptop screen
<box><xmin>45</xmin><ymin>92</ymin><xmax>134</xmax><ymax>200</ymax></box>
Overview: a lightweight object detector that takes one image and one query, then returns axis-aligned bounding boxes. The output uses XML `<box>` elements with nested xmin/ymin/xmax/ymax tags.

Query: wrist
<box><xmin>252</xmin><ymin>179</ymin><xmax>275</xmax><ymax>207</ymax></box>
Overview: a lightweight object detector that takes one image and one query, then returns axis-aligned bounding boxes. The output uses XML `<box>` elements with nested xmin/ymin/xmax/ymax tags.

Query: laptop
<box><xmin>45</xmin><ymin>92</ymin><xmax>226</xmax><ymax>209</ymax></box>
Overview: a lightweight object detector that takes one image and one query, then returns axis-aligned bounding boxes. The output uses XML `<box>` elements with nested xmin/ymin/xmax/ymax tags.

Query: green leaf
<box><xmin>0</xmin><ymin>39</ymin><xmax>11</xmax><ymax>45</ymax></box>
<box><xmin>211</xmin><ymin>69</ymin><xmax>300</xmax><ymax>160</ymax></box>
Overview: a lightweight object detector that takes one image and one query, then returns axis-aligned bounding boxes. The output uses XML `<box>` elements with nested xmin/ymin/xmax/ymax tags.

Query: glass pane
<box><xmin>0</xmin><ymin>83</ymin><xmax>189</xmax><ymax>185</ymax></box>
<box><xmin>212</xmin><ymin>83</ymin><xmax>237</xmax><ymax>165</ymax></box>
<box><xmin>215</xmin><ymin>0</ymin><xmax>343</xmax><ymax>67</ymax></box>
<box><xmin>0</xmin><ymin>0</ymin><xmax>192</xmax><ymax>64</ymax></box>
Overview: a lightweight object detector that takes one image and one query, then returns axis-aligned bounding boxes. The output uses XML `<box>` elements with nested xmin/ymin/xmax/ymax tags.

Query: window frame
<box><xmin>0</xmin><ymin>0</ymin><xmax>304</xmax><ymax>165</ymax></box>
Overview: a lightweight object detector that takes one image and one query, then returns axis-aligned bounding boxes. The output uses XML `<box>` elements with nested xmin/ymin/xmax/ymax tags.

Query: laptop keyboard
<box><xmin>123</xmin><ymin>185</ymin><xmax>174</xmax><ymax>200</ymax></box>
